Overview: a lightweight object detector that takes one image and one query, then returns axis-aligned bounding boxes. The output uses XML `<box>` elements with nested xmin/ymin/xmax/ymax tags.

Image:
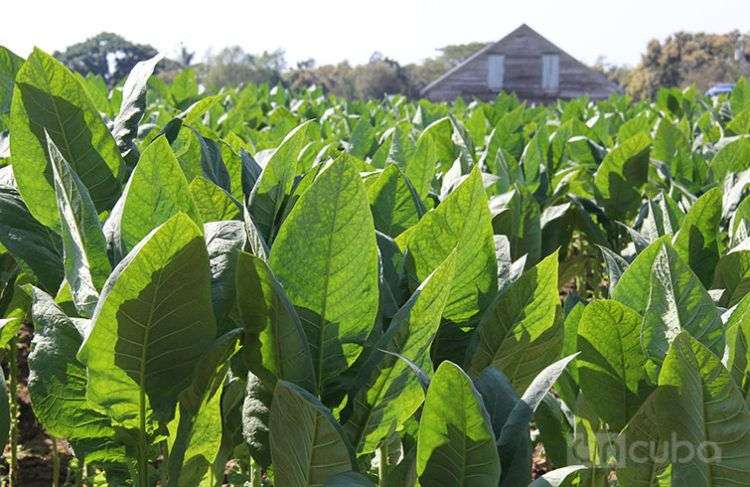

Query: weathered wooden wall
<box><xmin>423</xmin><ymin>24</ymin><xmax>620</xmax><ymax>103</ymax></box>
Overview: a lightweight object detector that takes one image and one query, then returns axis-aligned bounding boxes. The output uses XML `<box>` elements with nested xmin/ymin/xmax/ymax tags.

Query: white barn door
<box><xmin>542</xmin><ymin>54</ymin><xmax>560</xmax><ymax>93</ymax></box>
<box><xmin>487</xmin><ymin>55</ymin><xmax>505</xmax><ymax>90</ymax></box>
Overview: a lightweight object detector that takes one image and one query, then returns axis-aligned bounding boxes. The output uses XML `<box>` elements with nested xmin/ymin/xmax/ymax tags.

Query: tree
<box><xmin>200</xmin><ymin>46</ymin><xmax>285</xmax><ymax>91</ymax></box>
<box><xmin>54</xmin><ymin>32</ymin><xmax>158</xmax><ymax>86</ymax></box>
<box><xmin>624</xmin><ymin>31</ymin><xmax>750</xmax><ymax>99</ymax></box>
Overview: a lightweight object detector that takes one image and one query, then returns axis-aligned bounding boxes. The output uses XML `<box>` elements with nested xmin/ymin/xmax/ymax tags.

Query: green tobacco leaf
<box><xmin>241</xmin><ymin>372</ymin><xmax>273</xmax><ymax>468</ymax></box>
<box><xmin>672</xmin><ymin>188</ymin><xmax>721</xmax><ymax>287</ymax></box>
<box><xmin>0</xmin><ymin>46</ymin><xmax>23</xmax><ymax>117</ymax></box>
<box><xmin>490</xmin><ymin>186</ymin><xmax>542</xmax><ymax>265</ymax></box>
<box><xmin>467</xmin><ymin>251</ymin><xmax>563</xmax><ymax>392</ymax></box>
<box><xmin>714</xmin><ymin>240</ymin><xmax>750</xmax><ymax>307</ymax></box>
<box><xmin>711</xmin><ymin>137</ymin><xmax>750</xmax><ymax>181</ymax></box>
<box><xmin>616</xmin><ymin>393</ymin><xmax>671</xmax><ymax>487</ymax></box>
<box><xmin>655</xmin><ymin>332</ymin><xmax>750</xmax><ymax>485</ymax></box>
<box><xmin>641</xmin><ymin>243</ymin><xmax>723</xmax><ymax>362</ymax></box>
<box><xmin>406</xmin><ymin>117</ymin><xmax>454</xmax><ymax>197</ymax></box>
<box><xmin>473</xmin><ymin>365</ymin><xmax>518</xmax><ymax>439</ymax></box>
<box><xmin>112</xmin><ymin>54</ymin><xmax>163</xmax><ymax>165</ymax></box>
<box><xmin>248</xmin><ymin>120</ymin><xmax>320</xmax><ymax>241</ymax></box>
<box><xmin>598</xmin><ymin>245</ymin><xmax>628</xmax><ymax>296</ymax></box>
<box><xmin>612</xmin><ymin>236</ymin><xmax>671</xmax><ymax>315</ymax></box>
<box><xmin>78</xmin><ymin>213</ymin><xmax>216</xmax><ymax>428</ymax></box>
<box><xmin>47</xmin><ymin>135</ymin><xmax>110</xmax><ymax>316</ymax></box>
<box><xmin>236</xmin><ymin>252</ymin><xmax>316</xmax><ymax>392</ymax></box>
<box><xmin>269</xmin><ymin>158</ymin><xmax>379</xmax><ymax>397</ymax></box>
<box><xmin>0</xmin><ymin>186</ymin><xmax>63</xmax><ymax>292</ymax></box>
<box><xmin>28</xmin><ymin>289</ymin><xmax>119</xmax><ymax>451</ymax></box>
<box><xmin>497</xmin><ymin>354</ymin><xmax>579</xmax><ymax>487</ymax></box>
<box><xmin>345</xmin><ymin>252</ymin><xmax>456</xmax><ymax>454</ymax></box>
<box><xmin>416</xmin><ymin>361</ymin><xmax>500</xmax><ymax>487</ymax></box>
<box><xmin>593</xmin><ymin>133</ymin><xmax>651</xmax><ymax>218</ymax></box>
<box><xmin>406</xmin><ymin>166</ymin><xmax>497</xmax><ymax>322</ymax></box>
<box><xmin>577</xmin><ymin>300</ymin><xmax>652</xmax><ymax>430</ymax></box>
<box><xmin>535</xmin><ymin>395</ymin><xmax>574</xmax><ymax>468</ymax></box>
<box><xmin>725</xmin><ymin>292</ymin><xmax>750</xmax><ymax>395</ymax></box>
<box><xmin>191</xmin><ymin>129</ymin><xmax>231</xmax><ymax>193</ymax></box>
<box><xmin>189</xmin><ymin>176</ymin><xmax>241</xmax><ymax>222</ymax></box>
<box><xmin>167</xmin><ymin>331</ymin><xmax>240</xmax><ymax>487</ymax></box>
<box><xmin>204</xmin><ymin>221</ymin><xmax>245</xmax><ymax>332</ymax></box>
<box><xmin>367</xmin><ymin>164</ymin><xmax>424</xmax><ymax>238</ymax></box>
<box><xmin>270</xmin><ymin>381</ymin><xmax>356</xmax><ymax>487</ymax></box>
<box><xmin>105</xmin><ymin>136</ymin><xmax>202</xmax><ymax>259</ymax></box>
<box><xmin>10</xmin><ymin>48</ymin><xmax>123</xmax><ymax>227</ymax></box>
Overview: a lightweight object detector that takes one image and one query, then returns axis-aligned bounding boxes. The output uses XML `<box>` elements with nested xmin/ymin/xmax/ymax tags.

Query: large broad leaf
<box><xmin>711</xmin><ymin>137</ymin><xmax>750</xmax><ymax>181</ymax></box>
<box><xmin>714</xmin><ymin>239</ymin><xmax>750</xmax><ymax>307</ymax></box>
<box><xmin>236</xmin><ymin>251</ymin><xmax>316</xmax><ymax>392</ymax></box>
<box><xmin>0</xmin><ymin>46</ymin><xmax>23</xmax><ymax>119</ymax></box>
<box><xmin>28</xmin><ymin>289</ymin><xmax>121</xmax><ymax>458</ymax></box>
<box><xmin>189</xmin><ymin>177</ymin><xmax>241</xmax><ymax>223</ymax></box>
<box><xmin>615</xmin><ymin>393</ymin><xmax>671</xmax><ymax>487</ymax></box>
<box><xmin>345</xmin><ymin>252</ymin><xmax>456</xmax><ymax>454</ymax></box>
<box><xmin>612</xmin><ymin>236</ymin><xmax>671</xmax><ymax>315</ymax></box>
<box><xmin>111</xmin><ymin>54</ymin><xmax>163</xmax><ymax>165</ymax></box>
<box><xmin>47</xmin><ymin>135</ymin><xmax>110</xmax><ymax>316</ymax></box>
<box><xmin>105</xmin><ymin>136</ymin><xmax>202</xmax><ymax>259</ymax></box>
<box><xmin>204</xmin><ymin>221</ymin><xmax>245</xmax><ymax>333</ymax></box>
<box><xmin>10</xmin><ymin>48</ymin><xmax>123</xmax><ymax>227</ymax></box>
<box><xmin>417</xmin><ymin>361</ymin><xmax>500</xmax><ymax>487</ymax></box>
<box><xmin>269</xmin><ymin>381</ymin><xmax>357</xmax><ymax>487</ymax></box>
<box><xmin>497</xmin><ymin>354</ymin><xmax>579</xmax><ymax>487</ymax></box>
<box><xmin>466</xmin><ymin>251</ymin><xmax>563</xmax><ymax>392</ymax></box>
<box><xmin>641</xmin><ymin>243</ymin><xmax>724</xmax><ymax>362</ymax></box>
<box><xmin>166</xmin><ymin>331</ymin><xmax>240</xmax><ymax>487</ymax></box>
<box><xmin>406</xmin><ymin>117</ymin><xmax>454</xmax><ymax>198</ymax></box>
<box><xmin>725</xmin><ymin>292</ymin><xmax>750</xmax><ymax>396</ymax></box>
<box><xmin>655</xmin><ymin>332</ymin><xmax>750</xmax><ymax>485</ymax></box>
<box><xmin>367</xmin><ymin>164</ymin><xmax>424</xmax><ymax>238</ymax></box>
<box><xmin>269</xmin><ymin>158</ymin><xmax>379</xmax><ymax>397</ymax></box>
<box><xmin>672</xmin><ymin>188</ymin><xmax>721</xmax><ymax>287</ymax></box>
<box><xmin>78</xmin><ymin>212</ymin><xmax>216</xmax><ymax>428</ymax></box>
<box><xmin>241</xmin><ymin>372</ymin><xmax>273</xmax><ymax>468</ymax></box>
<box><xmin>0</xmin><ymin>186</ymin><xmax>63</xmax><ymax>291</ymax></box>
<box><xmin>406</xmin><ymin>166</ymin><xmax>497</xmax><ymax>322</ymax></box>
<box><xmin>490</xmin><ymin>186</ymin><xmax>542</xmax><ymax>265</ymax></box>
<box><xmin>248</xmin><ymin>120</ymin><xmax>320</xmax><ymax>241</ymax></box>
<box><xmin>593</xmin><ymin>133</ymin><xmax>651</xmax><ymax>219</ymax></box>
<box><xmin>577</xmin><ymin>300</ymin><xmax>652</xmax><ymax>430</ymax></box>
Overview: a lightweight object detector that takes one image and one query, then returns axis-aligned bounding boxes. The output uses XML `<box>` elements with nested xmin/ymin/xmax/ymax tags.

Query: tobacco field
<box><xmin>2</xmin><ymin>45</ymin><xmax>750</xmax><ymax>486</ymax></box>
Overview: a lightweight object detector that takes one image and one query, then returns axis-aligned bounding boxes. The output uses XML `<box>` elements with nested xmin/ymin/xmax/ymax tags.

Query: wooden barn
<box><xmin>421</xmin><ymin>24</ymin><xmax>621</xmax><ymax>103</ymax></box>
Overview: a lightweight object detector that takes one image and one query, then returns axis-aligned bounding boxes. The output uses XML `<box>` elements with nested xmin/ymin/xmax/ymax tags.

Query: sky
<box><xmin>3</xmin><ymin>0</ymin><xmax>749</xmax><ymax>68</ymax></box>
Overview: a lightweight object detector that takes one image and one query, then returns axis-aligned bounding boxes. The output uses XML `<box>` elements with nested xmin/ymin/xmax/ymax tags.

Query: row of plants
<box><xmin>1</xmin><ymin>44</ymin><xmax>750</xmax><ymax>485</ymax></box>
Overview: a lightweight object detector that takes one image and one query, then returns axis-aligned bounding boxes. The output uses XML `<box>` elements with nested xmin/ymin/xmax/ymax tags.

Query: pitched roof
<box><xmin>420</xmin><ymin>24</ymin><xmax>617</xmax><ymax>97</ymax></box>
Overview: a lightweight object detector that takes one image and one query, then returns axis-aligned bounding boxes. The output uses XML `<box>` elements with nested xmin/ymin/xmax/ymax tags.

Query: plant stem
<box><xmin>8</xmin><ymin>339</ymin><xmax>19</xmax><ymax>487</ymax></box>
<box><xmin>378</xmin><ymin>443</ymin><xmax>389</xmax><ymax>487</ymax></box>
<box><xmin>51</xmin><ymin>437</ymin><xmax>60</xmax><ymax>487</ymax></box>
<box><xmin>159</xmin><ymin>441</ymin><xmax>169</xmax><ymax>486</ymax></box>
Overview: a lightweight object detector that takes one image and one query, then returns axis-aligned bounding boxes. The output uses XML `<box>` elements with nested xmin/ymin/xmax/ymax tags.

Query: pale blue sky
<box><xmin>3</xmin><ymin>0</ymin><xmax>749</xmax><ymax>67</ymax></box>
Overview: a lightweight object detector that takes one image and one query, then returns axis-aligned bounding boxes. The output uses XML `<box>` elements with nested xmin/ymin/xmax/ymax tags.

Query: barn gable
<box><xmin>421</xmin><ymin>24</ymin><xmax>620</xmax><ymax>103</ymax></box>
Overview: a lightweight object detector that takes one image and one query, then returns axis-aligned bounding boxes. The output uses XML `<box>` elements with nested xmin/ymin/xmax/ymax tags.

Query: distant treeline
<box><xmin>54</xmin><ymin>30</ymin><xmax>750</xmax><ymax>100</ymax></box>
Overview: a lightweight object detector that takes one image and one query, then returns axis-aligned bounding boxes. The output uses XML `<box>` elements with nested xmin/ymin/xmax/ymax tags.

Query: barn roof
<box><xmin>421</xmin><ymin>23</ymin><xmax>617</xmax><ymax>98</ymax></box>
